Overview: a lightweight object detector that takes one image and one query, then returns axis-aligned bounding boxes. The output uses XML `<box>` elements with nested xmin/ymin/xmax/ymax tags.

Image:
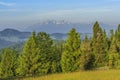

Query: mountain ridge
<box><xmin>0</xmin><ymin>20</ymin><xmax>118</xmax><ymax>34</ymax></box>
<box><xmin>0</xmin><ymin>28</ymin><xmax>31</xmax><ymax>48</ymax></box>
<box><xmin>0</xmin><ymin>28</ymin><xmax>92</xmax><ymax>48</ymax></box>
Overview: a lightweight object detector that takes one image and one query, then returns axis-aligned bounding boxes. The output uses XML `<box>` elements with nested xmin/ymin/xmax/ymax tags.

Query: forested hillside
<box><xmin>0</xmin><ymin>21</ymin><xmax>120</xmax><ymax>79</ymax></box>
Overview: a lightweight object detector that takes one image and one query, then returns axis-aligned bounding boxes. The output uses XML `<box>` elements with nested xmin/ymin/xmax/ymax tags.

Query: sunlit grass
<box><xmin>19</xmin><ymin>70</ymin><xmax>120</xmax><ymax>80</ymax></box>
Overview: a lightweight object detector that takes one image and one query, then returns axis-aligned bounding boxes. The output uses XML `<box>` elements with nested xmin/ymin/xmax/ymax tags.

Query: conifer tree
<box><xmin>48</xmin><ymin>45</ymin><xmax>62</xmax><ymax>73</ymax></box>
<box><xmin>110</xmin><ymin>29</ymin><xmax>114</xmax><ymax>41</ymax></box>
<box><xmin>80</xmin><ymin>35</ymin><xmax>95</xmax><ymax>70</ymax></box>
<box><xmin>108</xmin><ymin>36</ymin><xmax>119</xmax><ymax>68</ymax></box>
<box><xmin>102</xmin><ymin>29</ymin><xmax>109</xmax><ymax>63</ymax></box>
<box><xmin>36</xmin><ymin>32</ymin><xmax>53</xmax><ymax>74</ymax></box>
<box><xmin>36</xmin><ymin>32</ymin><xmax>60</xmax><ymax>74</ymax></box>
<box><xmin>17</xmin><ymin>32</ymin><xmax>39</xmax><ymax>76</ymax></box>
<box><xmin>108</xmin><ymin>29</ymin><xmax>114</xmax><ymax>50</ymax></box>
<box><xmin>92</xmin><ymin>21</ymin><xmax>108</xmax><ymax>67</ymax></box>
<box><xmin>17</xmin><ymin>31</ymin><xmax>61</xmax><ymax>76</ymax></box>
<box><xmin>61</xmin><ymin>28</ymin><xmax>81</xmax><ymax>72</ymax></box>
<box><xmin>0</xmin><ymin>48</ymin><xmax>17</xmax><ymax>79</ymax></box>
<box><xmin>115</xmin><ymin>24</ymin><xmax>120</xmax><ymax>53</ymax></box>
<box><xmin>108</xmin><ymin>25</ymin><xmax>120</xmax><ymax>69</ymax></box>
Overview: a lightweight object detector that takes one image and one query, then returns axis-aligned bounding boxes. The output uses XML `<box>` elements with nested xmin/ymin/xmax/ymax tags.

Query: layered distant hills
<box><xmin>0</xmin><ymin>29</ymin><xmax>31</xmax><ymax>48</ymax></box>
<box><xmin>0</xmin><ymin>28</ymin><xmax>31</xmax><ymax>42</ymax></box>
<box><xmin>2</xmin><ymin>20</ymin><xmax>117</xmax><ymax>48</ymax></box>
<box><xmin>0</xmin><ymin>28</ymin><xmax>92</xmax><ymax>48</ymax></box>
<box><xmin>1</xmin><ymin>20</ymin><xmax>116</xmax><ymax>34</ymax></box>
<box><xmin>23</xmin><ymin>20</ymin><xmax>117</xmax><ymax>34</ymax></box>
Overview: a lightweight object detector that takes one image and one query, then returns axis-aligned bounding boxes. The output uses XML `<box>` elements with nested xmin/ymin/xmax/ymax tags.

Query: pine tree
<box><xmin>61</xmin><ymin>28</ymin><xmax>81</xmax><ymax>72</ymax></box>
<box><xmin>108</xmin><ymin>36</ymin><xmax>119</xmax><ymax>69</ymax></box>
<box><xmin>17</xmin><ymin>31</ymin><xmax>61</xmax><ymax>76</ymax></box>
<box><xmin>115</xmin><ymin>24</ymin><xmax>120</xmax><ymax>53</ymax></box>
<box><xmin>92</xmin><ymin>21</ymin><xmax>108</xmax><ymax>67</ymax></box>
<box><xmin>16</xmin><ymin>32</ymin><xmax>39</xmax><ymax>76</ymax></box>
<box><xmin>108</xmin><ymin>24</ymin><xmax>120</xmax><ymax>69</ymax></box>
<box><xmin>102</xmin><ymin>29</ymin><xmax>109</xmax><ymax>63</ymax></box>
<box><xmin>0</xmin><ymin>48</ymin><xmax>17</xmax><ymax>79</ymax></box>
<box><xmin>93</xmin><ymin>21</ymin><xmax>101</xmax><ymax>39</ymax></box>
<box><xmin>36</xmin><ymin>32</ymin><xmax>60</xmax><ymax>74</ymax></box>
<box><xmin>108</xmin><ymin>29</ymin><xmax>114</xmax><ymax>51</ymax></box>
<box><xmin>48</xmin><ymin>45</ymin><xmax>62</xmax><ymax>73</ymax></box>
<box><xmin>80</xmin><ymin>35</ymin><xmax>95</xmax><ymax>70</ymax></box>
<box><xmin>110</xmin><ymin>29</ymin><xmax>114</xmax><ymax>41</ymax></box>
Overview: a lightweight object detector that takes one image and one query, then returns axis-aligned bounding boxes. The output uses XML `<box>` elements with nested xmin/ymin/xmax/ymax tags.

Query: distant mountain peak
<box><xmin>0</xmin><ymin>28</ymin><xmax>31</xmax><ymax>40</ymax></box>
<box><xmin>0</xmin><ymin>28</ymin><xmax>30</xmax><ymax>48</ymax></box>
<box><xmin>1</xmin><ymin>28</ymin><xmax>21</xmax><ymax>33</ymax></box>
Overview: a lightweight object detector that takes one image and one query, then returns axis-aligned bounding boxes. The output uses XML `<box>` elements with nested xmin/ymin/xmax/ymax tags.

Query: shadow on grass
<box><xmin>0</xmin><ymin>74</ymin><xmax>48</xmax><ymax>80</ymax></box>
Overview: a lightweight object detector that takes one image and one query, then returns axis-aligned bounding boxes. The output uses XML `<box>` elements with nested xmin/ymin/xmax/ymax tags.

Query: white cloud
<box><xmin>0</xmin><ymin>1</ymin><xmax>15</xmax><ymax>6</ymax></box>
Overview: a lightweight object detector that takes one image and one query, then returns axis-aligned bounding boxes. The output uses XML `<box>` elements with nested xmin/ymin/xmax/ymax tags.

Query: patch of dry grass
<box><xmin>19</xmin><ymin>70</ymin><xmax>120</xmax><ymax>80</ymax></box>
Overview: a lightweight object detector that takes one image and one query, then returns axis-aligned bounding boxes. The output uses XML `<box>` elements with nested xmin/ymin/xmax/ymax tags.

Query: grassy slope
<box><xmin>20</xmin><ymin>70</ymin><xmax>120</xmax><ymax>80</ymax></box>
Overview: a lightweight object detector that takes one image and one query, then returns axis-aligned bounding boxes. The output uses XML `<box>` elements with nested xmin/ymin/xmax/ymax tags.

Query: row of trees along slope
<box><xmin>0</xmin><ymin>21</ymin><xmax>120</xmax><ymax>79</ymax></box>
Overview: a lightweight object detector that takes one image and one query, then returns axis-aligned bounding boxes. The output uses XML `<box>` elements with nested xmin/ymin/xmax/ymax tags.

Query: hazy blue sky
<box><xmin>0</xmin><ymin>0</ymin><xmax>120</xmax><ymax>25</ymax></box>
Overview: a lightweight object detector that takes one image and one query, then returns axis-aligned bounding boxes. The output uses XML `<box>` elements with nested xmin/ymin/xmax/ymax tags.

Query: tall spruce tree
<box><xmin>115</xmin><ymin>24</ymin><xmax>120</xmax><ymax>53</ymax></box>
<box><xmin>36</xmin><ymin>32</ymin><xmax>52</xmax><ymax>74</ymax></box>
<box><xmin>17</xmin><ymin>31</ymin><xmax>61</xmax><ymax>76</ymax></box>
<box><xmin>16</xmin><ymin>32</ymin><xmax>39</xmax><ymax>76</ymax></box>
<box><xmin>92</xmin><ymin>21</ymin><xmax>108</xmax><ymax>67</ymax></box>
<box><xmin>108</xmin><ymin>36</ymin><xmax>119</xmax><ymax>69</ymax></box>
<box><xmin>108</xmin><ymin>24</ymin><xmax>120</xmax><ymax>69</ymax></box>
<box><xmin>36</xmin><ymin>32</ymin><xmax>60</xmax><ymax>74</ymax></box>
<box><xmin>48</xmin><ymin>45</ymin><xmax>62</xmax><ymax>73</ymax></box>
<box><xmin>61</xmin><ymin>28</ymin><xmax>81</xmax><ymax>72</ymax></box>
<box><xmin>80</xmin><ymin>35</ymin><xmax>95</xmax><ymax>70</ymax></box>
<box><xmin>0</xmin><ymin>48</ymin><xmax>17</xmax><ymax>79</ymax></box>
<box><xmin>108</xmin><ymin>29</ymin><xmax>114</xmax><ymax>50</ymax></box>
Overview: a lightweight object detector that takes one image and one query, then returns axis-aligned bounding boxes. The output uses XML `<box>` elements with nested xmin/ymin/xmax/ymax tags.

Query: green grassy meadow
<box><xmin>19</xmin><ymin>70</ymin><xmax>120</xmax><ymax>80</ymax></box>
